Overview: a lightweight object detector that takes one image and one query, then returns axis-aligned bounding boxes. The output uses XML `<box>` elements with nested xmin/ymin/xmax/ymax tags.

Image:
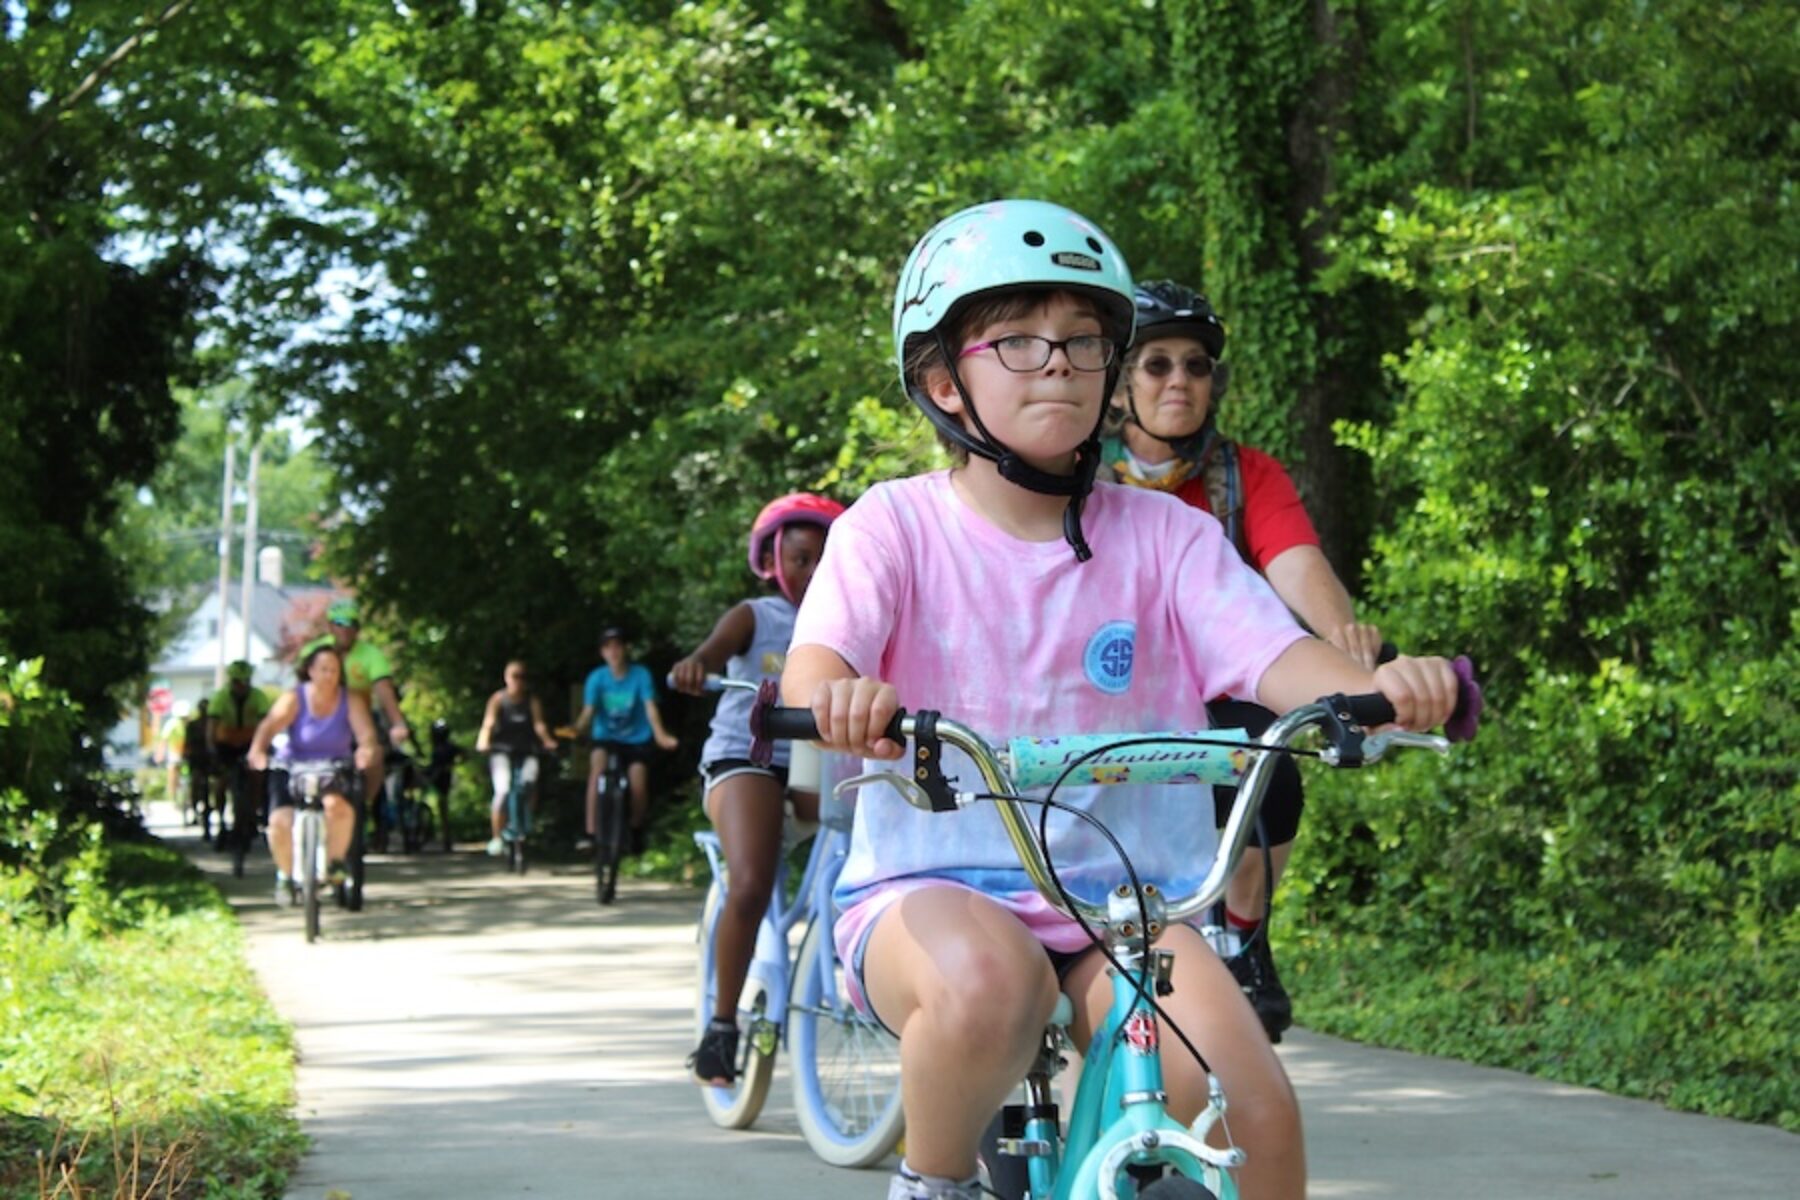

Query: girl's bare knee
<box><xmin>915</xmin><ymin>951</ymin><xmax>1055</xmax><ymax>1055</ymax></box>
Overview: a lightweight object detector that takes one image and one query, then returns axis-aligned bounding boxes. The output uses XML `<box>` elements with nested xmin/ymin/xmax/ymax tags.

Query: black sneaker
<box><xmin>688</xmin><ymin>1022</ymin><xmax>739</xmax><ymax>1085</ymax></box>
<box><xmin>628</xmin><ymin>824</ymin><xmax>648</xmax><ymax>857</ymax></box>
<box><xmin>1228</xmin><ymin>932</ymin><xmax>1293</xmax><ymax>1043</ymax></box>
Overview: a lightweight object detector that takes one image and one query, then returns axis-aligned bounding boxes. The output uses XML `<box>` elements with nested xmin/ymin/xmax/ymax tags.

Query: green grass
<box><xmin>1282</xmin><ymin>925</ymin><xmax>1800</xmax><ymax>1133</ymax></box>
<box><xmin>0</xmin><ymin>842</ymin><xmax>304</xmax><ymax>1198</ymax></box>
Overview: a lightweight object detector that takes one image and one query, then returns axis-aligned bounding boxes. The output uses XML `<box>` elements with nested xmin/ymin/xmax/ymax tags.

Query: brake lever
<box><xmin>833</xmin><ymin>770</ymin><xmax>967</xmax><ymax>813</ymax></box>
<box><xmin>1357</xmin><ymin>730</ymin><xmax>1451</xmax><ymax>764</ymax></box>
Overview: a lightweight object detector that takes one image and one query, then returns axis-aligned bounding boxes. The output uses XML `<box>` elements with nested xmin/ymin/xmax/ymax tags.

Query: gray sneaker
<box><xmin>273</xmin><ymin>873</ymin><xmax>296</xmax><ymax>908</ymax></box>
<box><xmin>888</xmin><ymin>1166</ymin><xmax>984</xmax><ymax>1200</ymax></box>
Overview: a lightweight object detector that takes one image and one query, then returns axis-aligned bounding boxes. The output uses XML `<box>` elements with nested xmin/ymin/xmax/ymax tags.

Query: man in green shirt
<box><xmin>207</xmin><ymin>660</ymin><xmax>274</xmax><ymax>850</ymax></box>
<box><xmin>302</xmin><ymin>599</ymin><xmax>411</xmax><ymax>811</ymax></box>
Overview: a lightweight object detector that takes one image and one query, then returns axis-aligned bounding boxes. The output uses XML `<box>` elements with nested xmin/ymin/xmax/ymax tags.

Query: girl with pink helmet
<box><xmin>669</xmin><ymin>491</ymin><xmax>845</xmax><ymax>1084</ymax></box>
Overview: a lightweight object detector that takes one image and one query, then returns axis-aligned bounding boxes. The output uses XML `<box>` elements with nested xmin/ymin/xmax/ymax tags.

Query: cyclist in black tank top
<box><xmin>475</xmin><ymin>661</ymin><xmax>558</xmax><ymax>856</ymax></box>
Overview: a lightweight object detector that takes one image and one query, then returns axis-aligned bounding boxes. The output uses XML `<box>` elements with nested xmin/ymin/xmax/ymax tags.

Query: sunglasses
<box><xmin>1135</xmin><ymin>353</ymin><xmax>1214</xmax><ymax>379</ymax></box>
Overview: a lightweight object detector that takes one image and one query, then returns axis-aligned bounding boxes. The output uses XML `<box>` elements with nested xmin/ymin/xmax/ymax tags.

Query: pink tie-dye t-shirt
<box><xmin>792</xmin><ymin>471</ymin><xmax>1309</xmax><ymax>934</ymax></box>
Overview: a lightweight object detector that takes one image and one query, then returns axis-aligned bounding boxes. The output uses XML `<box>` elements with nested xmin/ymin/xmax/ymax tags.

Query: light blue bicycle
<box><xmin>759</xmin><ymin>671</ymin><xmax>1478</xmax><ymax>1200</ymax></box>
<box><xmin>691</xmin><ymin>679</ymin><xmax>905</xmax><ymax>1167</ymax></box>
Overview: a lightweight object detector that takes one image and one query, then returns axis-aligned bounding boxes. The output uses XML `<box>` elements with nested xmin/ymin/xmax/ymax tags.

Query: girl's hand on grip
<box><xmin>1371</xmin><ymin>656</ymin><xmax>1459</xmax><ymax>731</ymax></box>
<box><xmin>810</xmin><ymin>676</ymin><xmax>902</xmax><ymax>760</ymax></box>
<box><xmin>669</xmin><ymin>656</ymin><xmax>709</xmax><ymax>696</ymax></box>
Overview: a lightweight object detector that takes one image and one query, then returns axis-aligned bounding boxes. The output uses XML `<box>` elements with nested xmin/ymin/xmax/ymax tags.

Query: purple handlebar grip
<box><xmin>1445</xmin><ymin>655</ymin><xmax>1483</xmax><ymax>743</ymax></box>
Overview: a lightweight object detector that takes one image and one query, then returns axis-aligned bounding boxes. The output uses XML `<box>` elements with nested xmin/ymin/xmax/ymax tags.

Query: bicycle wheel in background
<box><xmin>301</xmin><ymin>814</ymin><xmax>322</xmax><ymax>944</ymax></box>
<box><xmin>345</xmin><ymin>797</ymin><xmax>367</xmax><ymax>912</ymax></box>
<box><xmin>694</xmin><ymin>879</ymin><xmax>776</xmax><ymax>1129</ymax></box>
<box><xmin>790</xmin><ymin>917</ymin><xmax>905</xmax><ymax>1166</ymax></box>
<box><xmin>230</xmin><ymin>771</ymin><xmax>255</xmax><ymax>879</ymax></box>
<box><xmin>508</xmin><ymin>785</ymin><xmax>528</xmax><ymax>875</ymax></box>
<box><xmin>595</xmin><ymin>774</ymin><xmax>626</xmax><ymax>905</ymax></box>
<box><xmin>408</xmin><ymin>800</ymin><xmax>434</xmax><ymax>854</ymax></box>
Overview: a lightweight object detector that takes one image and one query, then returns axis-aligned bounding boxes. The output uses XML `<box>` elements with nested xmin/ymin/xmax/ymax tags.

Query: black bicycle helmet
<box><xmin>1132</xmin><ymin>280</ymin><xmax>1225</xmax><ymax>358</ymax></box>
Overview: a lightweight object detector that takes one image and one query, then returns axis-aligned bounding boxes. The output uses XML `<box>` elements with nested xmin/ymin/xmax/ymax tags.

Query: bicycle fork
<box><xmin>1001</xmin><ymin>957</ymin><xmax>1245</xmax><ymax>1200</ymax></box>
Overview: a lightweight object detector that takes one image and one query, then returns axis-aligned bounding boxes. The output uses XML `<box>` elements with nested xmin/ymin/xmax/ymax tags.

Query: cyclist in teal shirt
<box><xmin>572</xmin><ymin>627</ymin><xmax>677</xmax><ymax>852</ymax></box>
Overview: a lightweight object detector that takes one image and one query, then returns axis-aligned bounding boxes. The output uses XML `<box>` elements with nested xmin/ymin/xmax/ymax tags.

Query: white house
<box><xmin>109</xmin><ymin>548</ymin><xmax>345</xmax><ymax>765</ymax></box>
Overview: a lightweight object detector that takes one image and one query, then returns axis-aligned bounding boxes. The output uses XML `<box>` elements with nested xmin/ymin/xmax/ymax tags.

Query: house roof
<box><xmin>153</xmin><ymin>582</ymin><xmax>345</xmax><ymax>674</ymax></box>
<box><xmin>241</xmin><ymin>582</ymin><xmax>342</xmax><ymax>651</ymax></box>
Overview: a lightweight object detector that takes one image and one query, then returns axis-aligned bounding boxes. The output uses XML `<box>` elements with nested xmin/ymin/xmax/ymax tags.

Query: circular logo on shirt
<box><xmin>1084</xmin><ymin>621</ymin><xmax>1136</xmax><ymax>695</ymax></box>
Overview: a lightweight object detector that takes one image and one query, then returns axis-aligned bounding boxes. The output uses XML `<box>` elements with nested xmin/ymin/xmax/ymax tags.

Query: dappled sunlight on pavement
<box><xmin>152</xmin><ymin>802</ymin><xmax>1798</xmax><ymax>1200</ymax></box>
<box><xmin>155</xmin><ymin>803</ymin><xmax>873</xmax><ymax>1199</ymax></box>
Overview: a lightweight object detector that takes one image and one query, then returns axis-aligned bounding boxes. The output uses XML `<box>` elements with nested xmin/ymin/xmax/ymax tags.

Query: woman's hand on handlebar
<box><xmin>1327</xmin><ymin>621</ymin><xmax>1385</xmax><ymax>670</ymax></box>
<box><xmin>354</xmin><ymin>745</ymin><xmax>375</xmax><ymax>772</ymax></box>
<box><xmin>668</xmin><ymin>655</ymin><xmax>711</xmax><ymax>696</ymax></box>
<box><xmin>248</xmin><ymin>747</ymin><xmax>268</xmax><ymax>773</ymax></box>
<box><xmin>1370</xmin><ymin>655</ymin><xmax>1460</xmax><ymax>731</ymax></box>
<box><xmin>807</xmin><ymin>676</ymin><xmax>904</xmax><ymax>760</ymax></box>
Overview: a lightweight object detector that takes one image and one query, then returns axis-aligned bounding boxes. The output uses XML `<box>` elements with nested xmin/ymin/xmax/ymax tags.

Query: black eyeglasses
<box><xmin>1135</xmin><ymin>353</ymin><xmax>1214</xmax><ymax>379</ymax></box>
<box><xmin>959</xmin><ymin>334</ymin><xmax>1117</xmax><ymax>373</ymax></box>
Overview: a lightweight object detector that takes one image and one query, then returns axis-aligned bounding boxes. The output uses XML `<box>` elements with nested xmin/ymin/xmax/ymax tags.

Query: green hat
<box><xmin>326</xmin><ymin>598</ymin><xmax>359</xmax><ymax>627</ymax></box>
<box><xmin>226</xmin><ymin>659</ymin><xmax>254</xmax><ymax>682</ymax></box>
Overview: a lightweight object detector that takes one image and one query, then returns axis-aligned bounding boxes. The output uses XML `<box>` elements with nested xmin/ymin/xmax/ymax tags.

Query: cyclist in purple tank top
<box><xmin>250</xmin><ymin>644</ymin><xmax>377</xmax><ymax>907</ymax></box>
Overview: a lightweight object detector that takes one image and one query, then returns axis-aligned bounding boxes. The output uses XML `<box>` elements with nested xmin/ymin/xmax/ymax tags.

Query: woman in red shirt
<box><xmin>1100</xmin><ymin>279</ymin><xmax>1382</xmax><ymax>1042</ymax></box>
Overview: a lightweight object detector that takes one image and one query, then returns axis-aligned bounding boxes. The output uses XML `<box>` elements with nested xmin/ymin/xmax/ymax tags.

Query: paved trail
<box><xmin>164</xmin><ymin>808</ymin><xmax>1796</xmax><ymax>1199</ymax></box>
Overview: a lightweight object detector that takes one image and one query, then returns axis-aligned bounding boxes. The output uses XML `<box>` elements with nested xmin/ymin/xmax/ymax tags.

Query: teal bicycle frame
<box><xmin>796</xmin><ymin>697</ymin><xmax>1452</xmax><ymax>1200</ymax></box>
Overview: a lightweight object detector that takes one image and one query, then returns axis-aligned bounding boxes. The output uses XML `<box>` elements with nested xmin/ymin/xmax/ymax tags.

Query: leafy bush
<box><xmin>0</xmin><ymin>659</ymin><xmax>128</xmax><ymax>934</ymax></box>
<box><xmin>1282</xmin><ymin>8</ymin><xmax>1799</xmax><ymax>1127</ymax></box>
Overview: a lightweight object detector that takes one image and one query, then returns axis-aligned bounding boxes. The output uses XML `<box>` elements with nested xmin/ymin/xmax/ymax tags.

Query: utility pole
<box><xmin>214</xmin><ymin>436</ymin><xmax>236</xmax><ymax>690</ymax></box>
<box><xmin>238</xmin><ymin>435</ymin><xmax>262</xmax><ymax>667</ymax></box>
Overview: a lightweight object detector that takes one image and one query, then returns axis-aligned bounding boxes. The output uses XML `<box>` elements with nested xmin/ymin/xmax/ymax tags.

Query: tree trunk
<box><xmin>1283</xmin><ymin>0</ymin><xmax>1364</xmax><ymax>578</ymax></box>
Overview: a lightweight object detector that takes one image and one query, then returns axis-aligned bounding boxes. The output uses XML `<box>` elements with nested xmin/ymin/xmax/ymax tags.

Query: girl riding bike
<box><xmin>670</xmin><ymin>491</ymin><xmax>845</xmax><ymax>1085</ymax></box>
<box><xmin>475</xmin><ymin>660</ymin><xmax>558</xmax><ymax>856</ymax></box>
<box><xmin>781</xmin><ymin>199</ymin><xmax>1460</xmax><ymax>1200</ymax></box>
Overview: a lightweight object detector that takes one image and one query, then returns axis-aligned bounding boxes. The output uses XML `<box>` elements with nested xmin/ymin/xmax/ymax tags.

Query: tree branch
<box><xmin>15</xmin><ymin>0</ymin><xmax>200</xmax><ymax>160</ymax></box>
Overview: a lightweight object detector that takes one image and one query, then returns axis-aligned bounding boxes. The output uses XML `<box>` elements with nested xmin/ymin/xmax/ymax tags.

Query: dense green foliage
<box><xmin>1278</xmin><ymin>1</ymin><xmax>1798</xmax><ymax>1129</ymax></box>
<box><xmin>2</xmin><ymin>0</ymin><xmax>1794</xmax><ymax>1138</ymax></box>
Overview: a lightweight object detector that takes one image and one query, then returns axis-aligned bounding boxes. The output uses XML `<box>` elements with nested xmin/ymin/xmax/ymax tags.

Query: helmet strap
<box><xmin>770</xmin><ymin>525</ymin><xmax>798</xmax><ymax>605</ymax></box>
<box><xmin>929</xmin><ymin>329</ymin><xmax>1112</xmax><ymax>562</ymax></box>
<box><xmin>1121</xmin><ymin>372</ymin><xmax>1219</xmax><ymax>463</ymax></box>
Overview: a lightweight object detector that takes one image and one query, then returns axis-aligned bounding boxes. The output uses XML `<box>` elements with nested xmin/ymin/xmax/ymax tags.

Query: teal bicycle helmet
<box><xmin>893</xmin><ymin>199</ymin><xmax>1136</xmax><ymax>561</ymax></box>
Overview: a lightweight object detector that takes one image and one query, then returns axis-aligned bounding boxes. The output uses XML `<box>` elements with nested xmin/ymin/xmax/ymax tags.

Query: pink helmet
<box><xmin>748</xmin><ymin>493</ymin><xmax>845</xmax><ymax>602</ymax></box>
